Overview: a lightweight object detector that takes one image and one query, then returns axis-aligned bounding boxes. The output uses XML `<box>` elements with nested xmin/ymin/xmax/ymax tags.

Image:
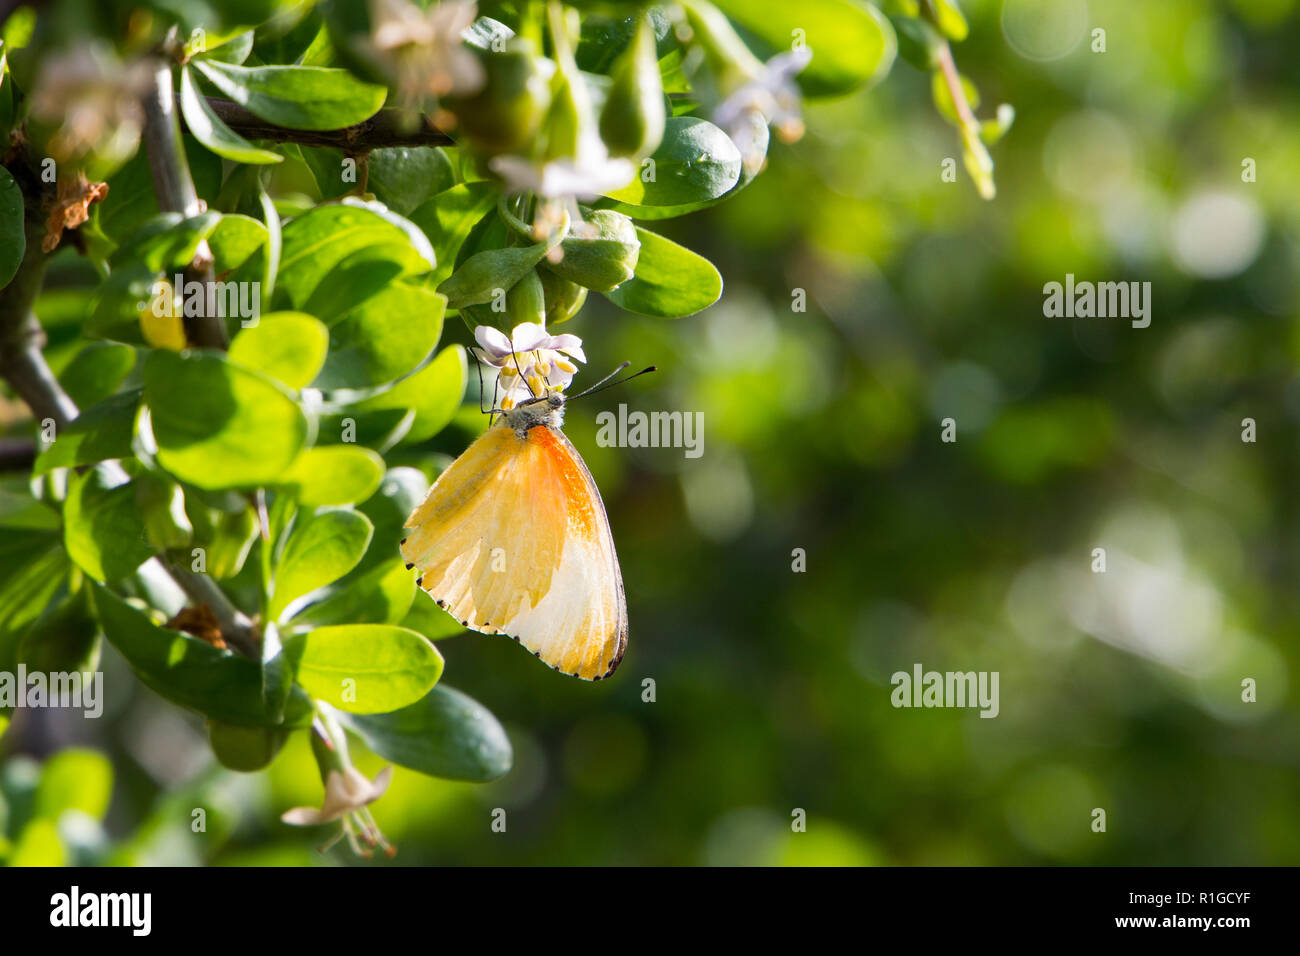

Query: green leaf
<box><xmin>191</xmin><ymin>29</ymin><xmax>255</xmax><ymax>64</ymax></box>
<box><xmin>283</xmin><ymin>624</ymin><xmax>442</xmax><ymax>714</ymax></box>
<box><xmin>208</xmin><ymin>213</ymin><xmax>268</xmax><ymax>272</ymax></box>
<box><xmin>891</xmin><ymin>13</ymin><xmax>943</xmax><ymax>70</ymax></box>
<box><xmin>0</xmin><ymin>165</ymin><xmax>23</xmax><ymax>289</ymax></box>
<box><xmin>57</xmin><ymin>342</ymin><xmax>136</xmax><ymax>408</ymax></box>
<box><xmin>357</xmin><ymin>467</ymin><xmax>428</xmax><ymax>567</ymax></box>
<box><xmin>438</xmin><ymin>242</ymin><xmax>552</xmax><ymax>309</ymax></box>
<box><xmin>0</xmin><ymin>482</ymin><xmax>59</xmax><ymax>532</ymax></box>
<box><xmin>228</xmin><ymin>311</ymin><xmax>329</xmax><ymax>389</ymax></box>
<box><xmin>0</xmin><ymin>532</ymin><xmax>66</xmax><ymax>654</ymax></box>
<box><xmin>270</xmin><ymin>508</ymin><xmax>373</xmax><ymax>620</ymax></box>
<box><xmin>300</xmin><ymin>143</ymin><xmax>450</xmax><ymax>208</ymax></box>
<box><xmin>710</xmin><ymin>0</ymin><xmax>896</xmax><ymax>98</ymax></box>
<box><xmin>33</xmin><ymin>390</ymin><xmax>139</xmax><ymax>476</ymax></box>
<box><xmin>366</xmin><ymin>146</ymin><xmax>455</xmax><ymax>215</ymax></box>
<box><xmin>144</xmin><ymin>350</ymin><xmax>307</xmax><ymax>490</ymax></box>
<box><xmin>34</xmin><ymin>749</ymin><xmax>112</xmax><ymax>822</ymax></box>
<box><xmin>85</xmin><ymin>264</ymin><xmax>156</xmax><ymax>345</ymax></box>
<box><xmin>603</xmin><ymin>117</ymin><xmax>741</xmax><ymax>208</ymax></box>
<box><xmin>110</xmin><ymin>211</ymin><xmax>222</xmax><ymax>273</ymax></box>
<box><xmin>281</xmin><ymin>445</ymin><xmax>385</xmax><ymax>508</ymax></box>
<box><xmin>276</xmin><ymin>199</ymin><xmax>434</xmax><ymax>310</ymax></box>
<box><xmin>9</xmin><ymin>819</ymin><xmax>65</xmax><ymax>866</ymax></box>
<box><xmin>180</xmin><ymin>65</ymin><xmax>283</xmax><ymax>164</ymax></box>
<box><xmin>335</xmin><ymin>684</ymin><xmax>512</xmax><ymax>781</ymax></box>
<box><xmin>931</xmin><ymin>69</ymin><xmax>979</xmax><ymax>125</ymax></box>
<box><xmin>62</xmin><ymin>467</ymin><xmax>153</xmax><ymax>582</ymax></box>
<box><xmin>355</xmin><ymin>345</ymin><xmax>466</xmax><ymax>443</ymax></box>
<box><xmin>931</xmin><ymin>0</ymin><xmax>969</xmax><ymax>42</ymax></box>
<box><xmin>408</xmin><ymin>183</ymin><xmax>498</xmax><ymax>286</ymax></box>
<box><xmin>602</xmin><ymin>227</ymin><xmax>722</xmax><ymax>318</ymax></box>
<box><xmin>191</xmin><ymin>59</ymin><xmax>387</xmax><ymax>131</ymax></box>
<box><xmin>17</xmin><ymin>584</ymin><xmax>100</xmax><ymax>674</ymax></box>
<box><xmin>92</xmin><ymin>584</ymin><xmax>313</xmax><ymax>728</ymax></box>
<box><xmin>315</xmin><ymin>284</ymin><xmax>445</xmax><ymax>389</ymax></box>
<box><xmin>290</xmin><ymin>559</ymin><xmax>415</xmax><ymax>629</ymax></box>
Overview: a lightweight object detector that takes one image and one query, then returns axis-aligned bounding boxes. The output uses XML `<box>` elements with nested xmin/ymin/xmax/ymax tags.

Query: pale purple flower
<box><xmin>712</xmin><ymin>47</ymin><xmax>813</xmax><ymax>175</ymax></box>
<box><xmin>490</xmin><ymin>138</ymin><xmax>637</xmax><ymax>200</ymax></box>
<box><xmin>281</xmin><ymin>765</ymin><xmax>394</xmax><ymax>827</ymax></box>
<box><xmin>474</xmin><ymin>322</ymin><xmax>586</xmax><ymax>407</ymax></box>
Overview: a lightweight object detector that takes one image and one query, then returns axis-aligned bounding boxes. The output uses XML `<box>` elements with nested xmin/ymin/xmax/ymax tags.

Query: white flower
<box><xmin>30</xmin><ymin>44</ymin><xmax>151</xmax><ymax>166</ymax></box>
<box><xmin>367</xmin><ymin>0</ymin><xmax>484</xmax><ymax>106</ymax></box>
<box><xmin>712</xmin><ymin>47</ymin><xmax>813</xmax><ymax>175</ymax></box>
<box><xmin>490</xmin><ymin>143</ymin><xmax>636</xmax><ymax>200</ymax></box>
<box><xmin>281</xmin><ymin>765</ymin><xmax>394</xmax><ymax>826</ymax></box>
<box><xmin>474</xmin><ymin>322</ymin><xmax>586</xmax><ymax>408</ymax></box>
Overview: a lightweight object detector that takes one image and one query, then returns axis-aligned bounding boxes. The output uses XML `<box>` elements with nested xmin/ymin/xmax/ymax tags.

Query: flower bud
<box><xmin>208</xmin><ymin>721</ymin><xmax>290</xmax><ymax>772</ymax></box>
<box><xmin>599</xmin><ymin>15</ymin><xmax>666</xmax><ymax>159</ymax></box>
<box><xmin>446</xmin><ymin>43</ymin><xmax>551</xmax><ymax>155</ymax></box>
<box><xmin>505</xmin><ymin>268</ymin><xmax>547</xmax><ymax>325</ymax></box>
<box><xmin>538</xmin><ymin>267</ymin><xmax>588</xmax><ymax>325</ymax></box>
<box><xmin>543</xmin><ymin>209</ymin><xmax>639</xmax><ymax>291</ymax></box>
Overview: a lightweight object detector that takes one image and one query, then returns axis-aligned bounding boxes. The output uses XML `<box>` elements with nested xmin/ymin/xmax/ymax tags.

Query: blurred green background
<box><xmin>7</xmin><ymin>0</ymin><xmax>1300</xmax><ymax>865</ymax></box>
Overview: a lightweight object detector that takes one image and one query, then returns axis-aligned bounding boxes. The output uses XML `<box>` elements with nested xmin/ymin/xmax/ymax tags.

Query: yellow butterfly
<box><xmin>400</xmin><ymin>366</ymin><xmax>650</xmax><ymax>681</ymax></box>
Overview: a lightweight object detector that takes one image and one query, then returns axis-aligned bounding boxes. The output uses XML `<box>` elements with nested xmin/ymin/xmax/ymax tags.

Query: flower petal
<box><xmin>281</xmin><ymin>806</ymin><xmax>329</xmax><ymax>826</ymax></box>
<box><xmin>510</xmin><ymin>322</ymin><xmax>550</xmax><ymax>353</ymax></box>
<box><xmin>547</xmin><ymin>334</ymin><xmax>586</xmax><ymax>363</ymax></box>
<box><xmin>474</xmin><ymin>324</ymin><xmax>512</xmax><ymax>358</ymax></box>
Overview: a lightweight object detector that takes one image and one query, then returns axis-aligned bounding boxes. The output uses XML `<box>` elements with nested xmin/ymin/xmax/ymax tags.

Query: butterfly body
<box><xmin>401</xmin><ymin>393</ymin><xmax>628</xmax><ymax>680</ymax></box>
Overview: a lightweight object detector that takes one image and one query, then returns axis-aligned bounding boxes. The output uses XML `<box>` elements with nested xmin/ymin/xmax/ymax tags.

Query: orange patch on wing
<box><xmin>526</xmin><ymin>425</ymin><xmax>598</xmax><ymax>540</ymax></box>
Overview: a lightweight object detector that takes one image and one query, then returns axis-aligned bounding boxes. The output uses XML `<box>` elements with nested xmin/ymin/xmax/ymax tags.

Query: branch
<box><xmin>141</xmin><ymin>60</ymin><xmax>228</xmax><ymax>349</ymax></box>
<box><xmin>202</xmin><ymin>98</ymin><xmax>456</xmax><ymax>151</ymax></box>
<box><xmin>0</xmin><ymin>148</ymin><xmax>258</xmax><ymax>656</ymax></box>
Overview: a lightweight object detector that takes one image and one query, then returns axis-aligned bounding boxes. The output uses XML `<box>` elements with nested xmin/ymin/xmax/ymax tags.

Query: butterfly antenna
<box><xmin>566</xmin><ymin>363</ymin><xmax>658</xmax><ymax>402</ymax></box>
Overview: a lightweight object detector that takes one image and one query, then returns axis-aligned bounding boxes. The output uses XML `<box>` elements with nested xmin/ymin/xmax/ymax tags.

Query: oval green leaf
<box><xmin>355</xmin><ymin>345</ymin><xmax>466</xmax><ymax>443</ymax></box>
<box><xmin>602</xmin><ymin>226</ymin><xmax>722</xmax><ymax>318</ymax></box>
<box><xmin>62</xmin><ymin>467</ymin><xmax>153</xmax><ymax>582</ymax></box>
<box><xmin>314</xmin><ymin>283</ymin><xmax>445</xmax><ymax>389</ymax></box>
<box><xmin>710</xmin><ymin>0</ymin><xmax>896</xmax><ymax>98</ymax></box>
<box><xmin>34</xmin><ymin>390</ymin><xmax>139</xmax><ymax>476</ymax></box>
<box><xmin>289</xmin><ymin>559</ymin><xmax>415</xmax><ymax>629</ymax></box>
<box><xmin>283</xmin><ymin>624</ymin><xmax>442</xmax><ymax>714</ymax></box>
<box><xmin>335</xmin><ymin>684</ymin><xmax>512</xmax><ymax>781</ymax></box>
<box><xmin>229</xmin><ymin>311</ymin><xmax>329</xmax><ymax>389</ymax></box>
<box><xmin>276</xmin><ymin>199</ymin><xmax>434</xmax><ymax>310</ymax></box>
<box><xmin>603</xmin><ymin>117</ymin><xmax>741</xmax><ymax>208</ymax></box>
<box><xmin>270</xmin><ymin>508</ymin><xmax>374</xmax><ymax>620</ymax></box>
<box><xmin>180</xmin><ymin>65</ymin><xmax>283</xmax><ymax>164</ymax></box>
<box><xmin>191</xmin><ymin>59</ymin><xmax>387</xmax><ymax>131</ymax></box>
<box><xmin>144</xmin><ymin>350</ymin><xmax>308</xmax><ymax>490</ymax></box>
<box><xmin>281</xmin><ymin>445</ymin><xmax>385</xmax><ymax>508</ymax></box>
<box><xmin>92</xmin><ymin>583</ymin><xmax>314</xmax><ymax>728</ymax></box>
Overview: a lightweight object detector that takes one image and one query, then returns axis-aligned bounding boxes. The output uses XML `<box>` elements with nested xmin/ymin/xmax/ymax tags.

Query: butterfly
<box><xmin>400</xmin><ymin>365</ymin><xmax>650</xmax><ymax>681</ymax></box>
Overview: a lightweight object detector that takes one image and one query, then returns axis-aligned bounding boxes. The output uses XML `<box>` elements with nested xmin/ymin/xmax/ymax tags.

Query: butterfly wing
<box><xmin>401</xmin><ymin>422</ymin><xmax>628</xmax><ymax>680</ymax></box>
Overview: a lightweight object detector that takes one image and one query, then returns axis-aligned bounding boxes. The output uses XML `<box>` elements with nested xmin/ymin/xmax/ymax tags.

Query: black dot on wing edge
<box><xmin>427</xmin><ymin>593</ymin><xmax>618</xmax><ymax>680</ymax></box>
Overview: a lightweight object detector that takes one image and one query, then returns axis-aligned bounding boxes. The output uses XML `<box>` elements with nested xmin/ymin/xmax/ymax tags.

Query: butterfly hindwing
<box><xmin>401</xmin><ymin>422</ymin><xmax>627</xmax><ymax>680</ymax></box>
